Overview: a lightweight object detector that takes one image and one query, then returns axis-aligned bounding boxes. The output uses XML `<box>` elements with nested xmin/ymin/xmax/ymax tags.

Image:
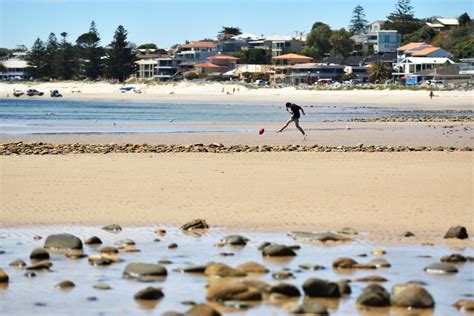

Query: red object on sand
<box><xmin>259</xmin><ymin>128</ymin><xmax>265</xmax><ymax>135</ymax></box>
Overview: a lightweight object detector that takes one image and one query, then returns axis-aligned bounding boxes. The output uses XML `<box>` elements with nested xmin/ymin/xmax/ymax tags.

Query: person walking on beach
<box><xmin>276</xmin><ymin>102</ymin><xmax>306</xmax><ymax>138</ymax></box>
<box><xmin>429</xmin><ymin>91</ymin><xmax>435</xmax><ymax>100</ymax></box>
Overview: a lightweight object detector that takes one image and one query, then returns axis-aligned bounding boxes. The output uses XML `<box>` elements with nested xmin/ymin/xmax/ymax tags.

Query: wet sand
<box><xmin>1</xmin><ymin>152</ymin><xmax>472</xmax><ymax>242</ymax></box>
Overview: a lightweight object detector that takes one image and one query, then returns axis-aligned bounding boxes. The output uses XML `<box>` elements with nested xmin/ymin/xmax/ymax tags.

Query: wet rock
<box><xmin>272</xmin><ymin>271</ymin><xmax>295</xmax><ymax>279</ymax></box>
<box><xmin>299</xmin><ymin>264</ymin><xmax>324</xmax><ymax>271</ymax></box>
<box><xmin>185</xmin><ymin>304</ymin><xmax>221</xmax><ymax>316</ymax></box>
<box><xmin>402</xmin><ymin>231</ymin><xmax>415</xmax><ymax>237</ymax></box>
<box><xmin>258</xmin><ymin>242</ymin><xmax>272</xmax><ymax>250</ymax></box>
<box><xmin>303</xmin><ymin>278</ymin><xmax>341</xmax><ymax>298</ymax></box>
<box><xmin>120</xmin><ymin>245</ymin><xmax>140</xmax><ymax>253</ymax></box>
<box><xmin>367</xmin><ymin>257</ymin><xmax>391</xmax><ymax>268</ymax></box>
<box><xmin>162</xmin><ymin>312</ymin><xmax>182</xmax><ymax>316</ymax></box>
<box><xmin>94</xmin><ymin>283</ymin><xmax>111</xmax><ymax>290</ymax></box>
<box><xmin>424</xmin><ymin>262</ymin><xmax>458</xmax><ymax>274</ymax></box>
<box><xmin>174</xmin><ymin>265</ymin><xmax>208</xmax><ymax>274</ymax></box>
<box><xmin>155</xmin><ymin>228</ymin><xmax>166</xmax><ymax>236</ymax></box>
<box><xmin>219</xmin><ymin>252</ymin><xmax>234</xmax><ymax>256</ymax></box>
<box><xmin>44</xmin><ymin>233</ymin><xmax>83</xmax><ymax>250</ymax></box>
<box><xmin>206</xmin><ymin>282</ymin><xmax>262</xmax><ymax>301</ymax></box>
<box><xmin>99</xmin><ymin>246</ymin><xmax>119</xmax><ymax>254</ymax></box>
<box><xmin>338</xmin><ymin>227</ymin><xmax>359</xmax><ymax>235</ymax></box>
<box><xmin>356</xmin><ymin>275</ymin><xmax>388</xmax><ymax>282</ymax></box>
<box><xmin>289</xmin><ymin>231</ymin><xmax>351</xmax><ymax>242</ymax></box>
<box><xmin>123</xmin><ymin>263</ymin><xmax>167</xmax><ymax>278</ymax></box>
<box><xmin>87</xmin><ymin>296</ymin><xmax>98</xmax><ymax>302</ymax></box>
<box><xmin>453</xmin><ymin>299</ymin><xmax>474</xmax><ymax>312</ymax></box>
<box><xmin>55</xmin><ymin>280</ymin><xmax>75</xmax><ymax>289</ymax></box>
<box><xmin>0</xmin><ymin>269</ymin><xmax>9</xmax><ymax>283</ymax></box>
<box><xmin>65</xmin><ymin>250</ymin><xmax>87</xmax><ymax>259</ymax></box>
<box><xmin>262</xmin><ymin>244</ymin><xmax>296</xmax><ymax>257</ymax></box>
<box><xmin>24</xmin><ymin>271</ymin><xmax>36</xmax><ymax>278</ymax></box>
<box><xmin>115</xmin><ymin>238</ymin><xmax>135</xmax><ymax>246</ymax></box>
<box><xmin>236</xmin><ymin>261</ymin><xmax>269</xmax><ymax>274</ymax></box>
<box><xmin>356</xmin><ymin>284</ymin><xmax>390</xmax><ymax>307</ymax></box>
<box><xmin>444</xmin><ymin>226</ymin><xmax>468</xmax><ymax>239</ymax></box>
<box><xmin>391</xmin><ymin>283</ymin><xmax>435</xmax><ymax>308</ymax></box>
<box><xmin>180</xmin><ymin>219</ymin><xmax>209</xmax><ymax>231</ymax></box>
<box><xmin>33</xmin><ymin>235</ymin><xmax>42</xmax><ymax>240</ymax></box>
<box><xmin>102</xmin><ymin>224</ymin><xmax>122</xmax><ymax>232</ymax></box>
<box><xmin>338</xmin><ymin>280</ymin><xmax>351</xmax><ymax>295</ymax></box>
<box><xmin>9</xmin><ymin>259</ymin><xmax>27</xmax><ymax>268</ymax></box>
<box><xmin>371</xmin><ymin>248</ymin><xmax>386</xmax><ymax>255</ymax></box>
<box><xmin>267</xmin><ymin>282</ymin><xmax>300</xmax><ymax>297</ymax></box>
<box><xmin>332</xmin><ymin>257</ymin><xmax>358</xmax><ymax>269</ymax></box>
<box><xmin>134</xmin><ymin>287</ymin><xmax>164</xmax><ymax>300</ymax></box>
<box><xmin>26</xmin><ymin>261</ymin><xmax>52</xmax><ymax>271</ymax></box>
<box><xmin>440</xmin><ymin>253</ymin><xmax>467</xmax><ymax>263</ymax></box>
<box><xmin>204</xmin><ymin>263</ymin><xmax>246</xmax><ymax>277</ymax></box>
<box><xmin>159</xmin><ymin>259</ymin><xmax>173</xmax><ymax>265</ymax></box>
<box><xmin>85</xmin><ymin>236</ymin><xmax>102</xmax><ymax>245</ymax></box>
<box><xmin>30</xmin><ymin>247</ymin><xmax>50</xmax><ymax>260</ymax></box>
<box><xmin>221</xmin><ymin>235</ymin><xmax>249</xmax><ymax>246</ymax></box>
<box><xmin>167</xmin><ymin>243</ymin><xmax>178</xmax><ymax>249</ymax></box>
<box><xmin>88</xmin><ymin>256</ymin><xmax>112</xmax><ymax>266</ymax></box>
<box><xmin>289</xmin><ymin>301</ymin><xmax>329</xmax><ymax>315</ymax></box>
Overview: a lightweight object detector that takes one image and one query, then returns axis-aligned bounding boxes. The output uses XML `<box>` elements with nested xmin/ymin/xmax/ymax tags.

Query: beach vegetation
<box><xmin>349</xmin><ymin>4</ymin><xmax>368</xmax><ymax>34</ymax></box>
<box><xmin>233</xmin><ymin>48</ymin><xmax>271</xmax><ymax>64</ymax></box>
<box><xmin>184</xmin><ymin>72</ymin><xmax>199</xmax><ymax>80</ymax></box>
<box><xmin>368</xmin><ymin>61</ymin><xmax>392</xmax><ymax>83</ymax></box>
<box><xmin>137</xmin><ymin>43</ymin><xmax>158</xmax><ymax>50</ymax></box>
<box><xmin>330</xmin><ymin>29</ymin><xmax>354</xmax><ymax>58</ymax></box>
<box><xmin>104</xmin><ymin>25</ymin><xmax>136</xmax><ymax>82</ymax></box>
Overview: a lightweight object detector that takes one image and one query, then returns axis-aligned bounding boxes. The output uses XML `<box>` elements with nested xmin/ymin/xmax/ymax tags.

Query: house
<box><xmin>458</xmin><ymin>58</ymin><xmax>474</xmax><ymax>75</ymax></box>
<box><xmin>154</xmin><ymin>57</ymin><xmax>182</xmax><ymax>81</ymax></box>
<box><xmin>352</xmin><ymin>30</ymin><xmax>401</xmax><ymax>54</ymax></box>
<box><xmin>416</xmin><ymin>64</ymin><xmax>471</xmax><ymax>84</ymax></box>
<box><xmin>0</xmin><ymin>52</ymin><xmax>29</xmax><ymax>81</ymax></box>
<box><xmin>426</xmin><ymin>18</ymin><xmax>459</xmax><ymax>31</ymax></box>
<box><xmin>397</xmin><ymin>42</ymin><xmax>452</xmax><ymax>62</ymax></box>
<box><xmin>247</xmin><ymin>35</ymin><xmax>306</xmax><ymax>57</ymax></box>
<box><xmin>194</xmin><ymin>62</ymin><xmax>222</xmax><ymax>75</ymax></box>
<box><xmin>270</xmin><ymin>53</ymin><xmax>313</xmax><ymax>85</ymax></box>
<box><xmin>272</xmin><ymin>53</ymin><xmax>312</xmax><ymax>66</ymax></box>
<box><xmin>392</xmin><ymin>56</ymin><xmax>455</xmax><ymax>81</ymax></box>
<box><xmin>176</xmin><ymin>41</ymin><xmax>218</xmax><ymax>62</ymax></box>
<box><xmin>207</xmin><ymin>55</ymin><xmax>239</xmax><ymax>68</ymax></box>
<box><xmin>290</xmin><ymin>63</ymin><xmax>345</xmax><ymax>84</ymax></box>
<box><xmin>367</xmin><ymin>21</ymin><xmax>385</xmax><ymax>33</ymax></box>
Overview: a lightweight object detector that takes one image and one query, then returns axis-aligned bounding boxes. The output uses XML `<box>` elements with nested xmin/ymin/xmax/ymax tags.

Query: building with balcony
<box><xmin>176</xmin><ymin>41</ymin><xmax>218</xmax><ymax>62</ymax></box>
<box><xmin>0</xmin><ymin>53</ymin><xmax>29</xmax><ymax>81</ymax></box>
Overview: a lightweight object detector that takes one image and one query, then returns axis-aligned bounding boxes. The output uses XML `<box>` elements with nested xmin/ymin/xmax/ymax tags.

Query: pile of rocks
<box><xmin>343</xmin><ymin>116</ymin><xmax>474</xmax><ymax>123</ymax></box>
<box><xmin>1</xmin><ymin>142</ymin><xmax>472</xmax><ymax>155</ymax></box>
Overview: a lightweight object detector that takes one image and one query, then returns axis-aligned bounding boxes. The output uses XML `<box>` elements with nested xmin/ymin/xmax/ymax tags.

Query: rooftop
<box><xmin>273</xmin><ymin>53</ymin><xmax>313</xmax><ymax>61</ymax></box>
<box><xmin>208</xmin><ymin>55</ymin><xmax>239</xmax><ymax>60</ymax></box>
<box><xmin>411</xmin><ymin>46</ymin><xmax>441</xmax><ymax>56</ymax></box>
<box><xmin>181</xmin><ymin>41</ymin><xmax>217</xmax><ymax>49</ymax></box>
<box><xmin>435</xmin><ymin>18</ymin><xmax>459</xmax><ymax>26</ymax></box>
<box><xmin>397</xmin><ymin>42</ymin><xmax>427</xmax><ymax>51</ymax></box>
<box><xmin>195</xmin><ymin>62</ymin><xmax>221</xmax><ymax>68</ymax></box>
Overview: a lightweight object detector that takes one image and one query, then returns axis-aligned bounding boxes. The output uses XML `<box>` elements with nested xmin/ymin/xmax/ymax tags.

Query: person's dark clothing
<box><xmin>290</xmin><ymin>104</ymin><xmax>302</xmax><ymax>119</ymax></box>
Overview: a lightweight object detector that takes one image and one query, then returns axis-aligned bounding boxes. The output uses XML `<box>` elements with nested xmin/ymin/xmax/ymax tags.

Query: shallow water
<box><xmin>0</xmin><ymin>225</ymin><xmax>472</xmax><ymax>315</ymax></box>
<box><xmin>0</xmin><ymin>99</ymin><xmax>472</xmax><ymax>134</ymax></box>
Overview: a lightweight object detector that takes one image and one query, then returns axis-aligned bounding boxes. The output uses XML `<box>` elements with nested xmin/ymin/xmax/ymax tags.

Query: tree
<box><xmin>26</xmin><ymin>38</ymin><xmax>46</xmax><ymax>79</ymax></box>
<box><xmin>137</xmin><ymin>43</ymin><xmax>158</xmax><ymax>49</ymax></box>
<box><xmin>384</xmin><ymin>0</ymin><xmax>424</xmax><ymax>39</ymax></box>
<box><xmin>45</xmin><ymin>32</ymin><xmax>59</xmax><ymax>78</ymax></box>
<box><xmin>302</xmin><ymin>23</ymin><xmax>332</xmax><ymax>60</ymax></box>
<box><xmin>458</xmin><ymin>13</ymin><xmax>471</xmax><ymax>26</ymax></box>
<box><xmin>330</xmin><ymin>29</ymin><xmax>354</xmax><ymax>57</ymax></box>
<box><xmin>368</xmin><ymin>61</ymin><xmax>391</xmax><ymax>83</ymax></box>
<box><xmin>76</xmin><ymin>21</ymin><xmax>103</xmax><ymax>79</ymax></box>
<box><xmin>105</xmin><ymin>25</ymin><xmax>136</xmax><ymax>82</ymax></box>
<box><xmin>403</xmin><ymin>25</ymin><xmax>436</xmax><ymax>43</ymax></box>
<box><xmin>233</xmin><ymin>48</ymin><xmax>270</xmax><ymax>64</ymax></box>
<box><xmin>0</xmin><ymin>62</ymin><xmax>6</xmax><ymax>73</ymax></box>
<box><xmin>218</xmin><ymin>26</ymin><xmax>242</xmax><ymax>40</ymax></box>
<box><xmin>55</xmin><ymin>32</ymin><xmax>78</xmax><ymax>80</ymax></box>
<box><xmin>349</xmin><ymin>5</ymin><xmax>368</xmax><ymax>34</ymax></box>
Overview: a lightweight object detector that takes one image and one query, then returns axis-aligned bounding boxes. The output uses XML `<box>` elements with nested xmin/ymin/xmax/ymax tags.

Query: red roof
<box><xmin>208</xmin><ymin>55</ymin><xmax>239</xmax><ymax>60</ymax></box>
<box><xmin>411</xmin><ymin>47</ymin><xmax>440</xmax><ymax>56</ymax></box>
<box><xmin>181</xmin><ymin>41</ymin><xmax>217</xmax><ymax>49</ymax></box>
<box><xmin>397</xmin><ymin>42</ymin><xmax>426</xmax><ymax>51</ymax></box>
<box><xmin>273</xmin><ymin>53</ymin><xmax>313</xmax><ymax>61</ymax></box>
<box><xmin>195</xmin><ymin>62</ymin><xmax>222</xmax><ymax>68</ymax></box>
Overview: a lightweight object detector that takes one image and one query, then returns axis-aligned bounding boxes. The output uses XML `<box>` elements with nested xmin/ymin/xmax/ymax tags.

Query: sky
<box><xmin>1</xmin><ymin>0</ymin><xmax>473</xmax><ymax>49</ymax></box>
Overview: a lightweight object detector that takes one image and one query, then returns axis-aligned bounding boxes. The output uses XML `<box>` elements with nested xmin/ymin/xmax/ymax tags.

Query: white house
<box><xmin>0</xmin><ymin>55</ymin><xmax>29</xmax><ymax>81</ymax></box>
<box><xmin>392</xmin><ymin>57</ymin><xmax>455</xmax><ymax>79</ymax></box>
<box><xmin>426</xmin><ymin>18</ymin><xmax>459</xmax><ymax>31</ymax></box>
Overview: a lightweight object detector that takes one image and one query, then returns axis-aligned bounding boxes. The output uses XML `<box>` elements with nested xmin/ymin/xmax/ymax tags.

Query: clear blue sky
<box><xmin>1</xmin><ymin>0</ymin><xmax>473</xmax><ymax>49</ymax></box>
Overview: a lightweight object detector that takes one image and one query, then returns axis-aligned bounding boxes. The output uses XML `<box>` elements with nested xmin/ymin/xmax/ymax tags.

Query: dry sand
<box><xmin>1</xmin><ymin>152</ymin><xmax>472</xmax><ymax>243</ymax></box>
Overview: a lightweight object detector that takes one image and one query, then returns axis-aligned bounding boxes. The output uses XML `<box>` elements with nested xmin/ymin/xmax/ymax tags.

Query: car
<box><xmin>317</xmin><ymin>78</ymin><xmax>334</xmax><ymax>85</ymax></box>
<box><xmin>26</xmin><ymin>89</ymin><xmax>44</xmax><ymax>96</ymax></box>
<box><xmin>120</xmin><ymin>86</ymin><xmax>135</xmax><ymax>93</ymax></box>
<box><xmin>254</xmin><ymin>80</ymin><xmax>268</xmax><ymax>86</ymax></box>
<box><xmin>13</xmin><ymin>89</ymin><xmax>24</xmax><ymax>97</ymax></box>
<box><xmin>50</xmin><ymin>90</ymin><xmax>62</xmax><ymax>97</ymax></box>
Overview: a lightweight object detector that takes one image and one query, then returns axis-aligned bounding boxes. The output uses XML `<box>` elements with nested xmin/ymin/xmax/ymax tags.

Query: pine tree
<box><xmin>55</xmin><ymin>32</ymin><xmax>78</xmax><ymax>80</ymax></box>
<box><xmin>76</xmin><ymin>21</ymin><xmax>103</xmax><ymax>79</ymax></box>
<box><xmin>26</xmin><ymin>38</ymin><xmax>46</xmax><ymax>79</ymax></box>
<box><xmin>105</xmin><ymin>25</ymin><xmax>136</xmax><ymax>82</ymax></box>
<box><xmin>45</xmin><ymin>32</ymin><xmax>59</xmax><ymax>78</ymax></box>
<box><xmin>350</xmin><ymin>5</ymin><xmax>368</xmax><ymax>34</ymax></box>
<box><xmin>385</xmin><ymin>0</ymin><xmax>423</xmax><ymax>38</ymax></box>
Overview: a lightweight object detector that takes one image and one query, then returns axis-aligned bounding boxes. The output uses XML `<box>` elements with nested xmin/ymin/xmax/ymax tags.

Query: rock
<box><xmin>185</xmin><ymin>304</ymin><xmax>221</xmax><ymax>316</ymax></box>
<box><xmin>367</xmin><ymin>258</ymin><xmax>391</xmax><ymax>268</ymax></box>
<box><xmin>402</xmin><ymin>231</ymin><xmax>415</xmax><ymax>237</ymax></box>
<box><xmin>120</xmin><ymin>245</ymin><xmax>140</xmax><ymax>253</ymax></box>
<box><xmin>55</xmin><ymin>280</ymin><xmax>75</xmax><ymax>289</ymax></box>
<box><xmin>371</xmin><ymin>248</ymin><xmax>386</xmax><ymax>255</ymax></box>
<box><xmin>159</xmin><ymin>259</ymin><xmax>173</xmax><ymax>265</ymax></box>
<box><xmin>9</xmin><ymin>259</ymin><xmax>27</xmax><ymax>268</ymax></box>
<box><xmin>206</xmin><ymin>282</ymin><xmax>262</xmax><ymax>301</ymax></box>
<box><xmin>24</xmin><ymin>272</ymin><xmax>36</xmax><ymax>278</ymax></box>
<box><xmin>221</xmin><ymin>235</ymin><xmax>249</xmax><ymax>246</ymax></box>
<box><xmin>102</xmin><ymin>224</ymin><xmax>122</xmax><ymax>232</ymax></box>
<box><xmin>236</xmin><ymin>261</ymin><xmax>269</xmax><ymax>274</ymax></box>
<box><xmin>85</xmin><ymin>236</ymin><xmax>102</xmax><ymax>245</ymax></box>
<box><xmin>289</xmin><ymin>231</ymin><xmax>351</xmax><ymax>242</ymax></box>
<box><xmin>440</xmin><ymin>253</ymin><xmax>467</xmax><ymax>263</ymax></box>
<box><xmin>167</xmin><ymin>243</ymin><xmax>178</xmax><ymax>249</ymax></box>
<box><xmin>424</xmin><ymin>262</ymin><xmax>458</xmax><ymax>274</ymax></box>
<box><xmin>391</xmin><ymin>283</ymin><xmax>435</xmax><ymax>308</ymax></box>
<box><xmin>30</xmin><ymin>247</ymin><xmax>50</xmax><ymax>260</ymax></box>
<box><xmin>26</xmin><ymin>261</ymin><xmax>52</xmax><ymax>270</ymax></box>
<box><xmin>87</xmin><ymin>296</ymin><xmax>98</xmax><ymax>302</ymax></box>
<box><xmin>174</xmin><ymin>265</ymin><xmax>208</xmax><ymax>274</ymax></box>
<box><xmin>332</xmin><ymin>257</ymin><xmax>358</xmax><ymax>269</ymax></box>
<box><xmin>88</xmin><ymin>256</ymin><xmax>112</xmax><ymax>266</ymax></box>
<box><xmin>134</xmin><ymin>287</ymin><xmax>164</xmax><ymax>300</ymax></box>
<box><xmin>303</xmin><ymin>278</ymin><xmax>341</xmax><ymax>298</ymax></box>
<box><xmin>356</xmin><ymin>275</ymin><xmax>388</xmax><ymax>282</ymax></box>
<box><xmin>99</xmin><ymin>246</ymin><xmax>119</xmax><ymax>254</ymax></box>
<box><xmin>338</xmin><ymin>227</ymin><xmax>359</xmax><ymax>235</ymax></box>
<box><xmin>123</xmin><ymin>263</ymin><xmax>167</xmax><ymax>278</ymax></box>
<box><xmin>116</xmin><ymin>238</ymin><xmax>135</xmax><ymax>246</ymax></box>
<box><xmin>338</xmin><ymin>280</ymin><xmax>351</xmax><ymax>295</ymax></box>
<box><xmin>180</xmin><ymin>219</ymin><xmax>209</xmax><ymax>231</ymax></box>
<box><xmin>204</xmin><ymin>263</ymin><xmax>246</xmax><ymax>277</ymax></box>
<box><xmin>444</xmin><ymin>226</ymin><xmax>468</xmax><ymax>239</ymax></box>
<box><xmin>65</xmin><ymin>250</ymin><xmax>87</xmax><ymax>259</ymax></box>
<box><xmin>299</xmin><ymin>264</ymin><xmax>324</xmax><ymax>271</ymax></box>
<box><xmin>453</xmin><ymin>299</ymin><xmax>474</xmax><ymax>312</ymax></box>
<box><xmin>0</xmin><ymin>269</ymin><xmax>9</xmax><ymax>283</ymax></box>
<box><xmin>155</xmin><ymin>228</ymin><xmax>167</xmax><ymax>236</ymax></box>
<box><xmin>93</xmin><ymin>283</ymin><xmax>111</xmax><ymax>290</ymax></box>
<box><xmin>33</xmin><ymin>235</ymin><xmax>42</xmax><ymax>240</ymax></box>
<box><xmin>272</xmin><ymin>271</ymin><xmax>295</xmax><ymax>279</ymax></box>
<box><xmin>44</xmin><ymin>233</ymin><xmax>83</xmax><ymax>250</ymax></box>
<box><xmin>267</xmin><ymin>282</ymin><xmax>300</xmax><ymax>297</ymax></box>
<box><xmin>262</xmin><ymin>244</ymin><xmax>296</xmax><ymax>257</ymax></box>
<box><xmin>356</xmin><ymin>284</ymin><xmax>390</xmax><ymax>307</ymax></box>
<box><xmin>289</xmin><ymin>301</ymin><xmax>329</xmax><ymax>315</ymax></box>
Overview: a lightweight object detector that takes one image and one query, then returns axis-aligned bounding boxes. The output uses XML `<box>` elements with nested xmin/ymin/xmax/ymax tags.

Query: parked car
<box><xmin>317</xmin><ymin>78</ymin><xmax>334</xmax><ymax>85</ymax></box>
<box><xmin>254</xmin><ymin>80</ymin><xmax>268</xmax><ymax>86</ymax></box>
<box><xmin>50</xmin><ymin>90</ymin><xmax>62</xmax><ymax>97</ymax></box>
<box><xmin>26</xmin><ymin>89</ymin><xmax>44</xmax><ymax>96</ymax></box>
<box><xmin>13</xmin><ymin>89</ymin><xmax>24</xmax><ymax>97</ymax></box>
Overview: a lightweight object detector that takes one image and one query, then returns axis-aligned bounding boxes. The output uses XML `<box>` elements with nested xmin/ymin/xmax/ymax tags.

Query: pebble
<box><xmin>55</xmin><ymin>280</ymin><xmax>75</xmax><ymax>289</ymax></box>
<box><xmin>102</xmin><ymin>224</ymin><xmax>122</xmax><ymax>232</ymax></box>
<box><xmin>93</xmin><ymin>283</ymin><xmax>111</xmax><ymax>290</ymax></box>
<box><xmin>9</xmin><ymin>259</ymin><xmax>27</xmax><ymax>268</ymax></box>
<box><xmin>236</xmin><ymin>261</ymin><xmax>269</xmax><ymax>274</ymax></box>
<box><xmin>123</xmin><ymin>263</ymin><xmax>167</xmax><ymax>279</ymax></box>
<box><xmin>221</xmin><ymin>235</ymin><xmax>249</xmax><ymax>246</ymax></box>
<box><xmin>85</xmin><ymin>236</ymin><xmax>102</xmax><ymax>245</ymax></box>
<box><xmin>402</xmin><ymin>231</ymin><xmax>415</xmax><ymax>237</ymax></box>
<box><xmin>180</xmin><ymin>219</ymin><xmax>209</xmax><ymax>231</ymax></box>
<box><xmin>29</xmin><ymin>248</ymin><xmax>50</xmax><ymax>261</ymax></box>
<box><xmin>391</xmin><ymin>282</ymin><xmax>435</xmax><ymax>308</ymax></box>
<box><xmin>26</xmin><ymin>261</ymin><xmax>53</xmax><ymax>271</ymax></box>
<box><xmin>356</xmin><ymin>284</ymin><xmax>390</xmax><ymax>307</ymax></box>
<box><xmin>185</xmin><ymin>304</ymin><xmax>221</xmax><ymax>316</ymax></box>
<box><xmin>167</xmin><ymin>243</ymin><xmax>178</xmax><ymax>249</ymax></box>
<box><xmin>99</xmin><ymin>246</ymin><xmax>119</xmax><ymax>254</ymax></box>
<box><xmin>424</xmin><ymin>262</ymin><xmax>458</xmax><ymax>274</ymax></box>
<box><xmin>290</xmin><ymin>302</ymin><xmax>329</xmax><ymax>315</ymax></box>
<box><xmin>453</xmin><ymin>299</ymin><xmax>474</xmax><ymax>312</ymax></box>
<box><xmin>298</xmin><ymin>264</ymin><xmax>325</xmax><ymax>271</ymax></box>
<box><xmin>206</xmin><ymin>282</ymin><xmax>262</xmax><ymax>301</ymax></box>
<box><xmin>0</xmin><ymin>269</ymin><xmax>9</xmax><ymax>283</ymax></box>
<box><xmin>261</xmin><ymin>244</ymin><xmax>296</xmax><ymax>257</ymax></box>
<box><xmin>303</xmin><ymin>278</ymin><xmax>341</xmax><ymax>298</ymax></box>
<box><xmin>440</xmin><ymin>253</ymin><xmax>467</xmax><ymax>263</ymax></box>
<box><xmin>267</xmin><ymin>282</ymin><xmax>301</xmax><ymax>297</ymax></box>
<box><xmin>371</xmin><ymin>248</ymin><xmax>386</xmax><ymax>255</ymax></box>
<box><xmin>271</xmin><ymin>271</ymin><xmax>295</xmax><ymax>279</ymax></box>
<box><xmin>444</xmin><ymin>225</ymin><xmax>469</xmax><ymax>239</ymax></box>
<box><xmin>134</xmin><ymin>287</ymin><xmax>164</xmax><ymax>300</ymax></box>
<box><xmin>204</xmin><ymin>263</ymin><xmax>246</xmax><ymax>277</ymax></box>
<box><xmin>24</xmin><ymin>272</ymin><xmax>36</xmax><ymax>278</ymax></box>
<box><xmin>44</xmin><ymin>233</ymin><xmax>83</xmax><ymax>250</ymax></box>
<box><xmin>332</xmin><ymin>257</ymin><xmax>358</xmax><ymax>269</ymax></box>
<box><xmin>355</xmin><ymin>275</ymin><xmax>388</xmax><ymax>282</ymax></box>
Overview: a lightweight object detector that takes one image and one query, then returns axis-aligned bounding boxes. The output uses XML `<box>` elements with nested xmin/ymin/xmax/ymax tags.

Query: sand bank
<box><xmin>1</xmin><ymin>81</ymin><xmax>473</xmax><ymax>108</ymax></box>
<box><xmin>1</xmin><ymin>152</ymin><xmax>472</xmax><ymax>242</ymax></box>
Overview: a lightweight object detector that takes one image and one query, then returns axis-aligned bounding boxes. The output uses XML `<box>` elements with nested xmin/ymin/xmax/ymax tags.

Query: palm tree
<box><xmin>368</xmin><ymin>61</ymin><xmax>392</xmax><ymax>83</ymax></box>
